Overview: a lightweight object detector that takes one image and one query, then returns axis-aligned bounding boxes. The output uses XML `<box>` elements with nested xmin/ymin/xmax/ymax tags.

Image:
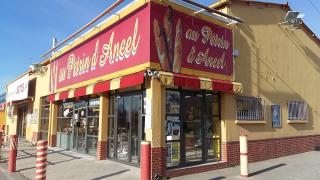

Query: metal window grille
<box><xmin>287</xmin><ymin>101</ymin><xmax>308</xmax><ymax>120</ymax></box>
<box><xmin>236</xmin><ymin>96</ymin><xmax>266</xmax><ymax>120</ymax></box>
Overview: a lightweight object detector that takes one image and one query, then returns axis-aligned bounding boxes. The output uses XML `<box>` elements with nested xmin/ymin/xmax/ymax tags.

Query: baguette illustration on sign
<box><xmin>154</xmin><ymin>7</ymin><xmax>182</xmax><ymax>73</ymax></box>
<box><xmin>152</xmin><ymin>4</ymin><xmax>233</xmax><ymax>76</ymax></box>
<box><xmin>153</xmin><ymin>18</ymin><xmax>170</xmax><ymax>71</ymax></box>
<box><xmin>173</xmin><ymin>19</ymin><xmax>182</xmax><ymax>73</ymax></box>
<box><xmin>163</xmin><ymin>7</ymin><xmax>174</xmax><ymax>71</ymax></box>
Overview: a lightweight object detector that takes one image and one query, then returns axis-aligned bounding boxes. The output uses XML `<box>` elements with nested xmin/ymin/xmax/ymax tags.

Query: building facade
<box><xmin>5</xmin><ymin>61</ymin><xmax>50</xmax><ymax>143</ymax></box>
<box><xmin>44</xmin><ymin>1</ymin><xmax>240</xmax><ymax>175</ymax></box>
<box><xmin>4</xmin><ymin>0</ymin><xmax>320</xmax><ymax>178</ymax></box>
<box><xmin>0</xmin><ymin>93</ymin><xmax>6</xmax><ymax>130</ymax></box>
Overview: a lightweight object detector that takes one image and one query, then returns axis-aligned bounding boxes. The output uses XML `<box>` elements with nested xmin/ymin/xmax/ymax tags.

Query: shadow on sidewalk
<box><xmin>17</xmin><ymin>158</ymin><xmax>80</xmax><ymax>172</ymax></box>
<box><xmin>208</xmin><ymin>176</ymin><xmax>226</xmax><ymax>180</ymax></box>
<box><xmin>249</xmin><ymin>163</ymin><xmax>286</xmax><ymax>177</ymax></box>
<box><xmin>91</xmin><ymin>169</ymin><xmax>130</xmax><ymax>180</ymax></box>
<box><xmin>1</xmin><ymin>149</ymin><xmax>82</xmax><ymax>162</ymax></box>
<box><xmin>0</xmin><ymin>146</ymin><xmax>84</xmax><ymax>173</ymax></box>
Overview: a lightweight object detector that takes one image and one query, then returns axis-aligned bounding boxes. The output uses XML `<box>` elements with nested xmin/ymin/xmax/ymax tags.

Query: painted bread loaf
<box><xmin>163</xmin><ymin>7</ymin><xmax>174</xmax><ymax>71</ymax></box>
<box><xmin>173</xmin><ymin>18</ymin><xmax>182</xmax><ymax>73</ymax></box>
<box><xmin>153</xmin><ymin>18</ymin><xmax>170</xmax><ymax>71</ymax></box>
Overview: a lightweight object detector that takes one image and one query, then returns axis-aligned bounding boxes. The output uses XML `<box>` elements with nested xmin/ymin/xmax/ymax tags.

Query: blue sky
<box><xmin>0</xmin><ymin>0</ymin><xmax>319</xmax><ymax>93</ymax></box>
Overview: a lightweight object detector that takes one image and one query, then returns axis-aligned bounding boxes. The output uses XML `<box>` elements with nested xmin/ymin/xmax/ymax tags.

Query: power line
<box><xmin>307</xmin><ymin>0</ymin><xmax>320</xmax><ymax>17</ymax></box>
<box><xmin>288</xmin><ymin>0</ymin><xmax>320</xmax><ymax>37</ymax></box>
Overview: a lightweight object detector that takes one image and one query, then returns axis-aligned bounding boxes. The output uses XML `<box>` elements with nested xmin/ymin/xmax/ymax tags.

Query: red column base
<box><xmin>49</xmin><ymin>134</ymin><xmax>57</xmax><ymax>147</ymax></box>
<box><xmin>8</xmin><ymin>150</ymin><xmax>17</xmax><ymax>173</ymax></box>
<box><xmin>97</xmin><ymin>140</ymin><xmax>107</xmax><ymax>160</ymax></box>
<box><xmin>141</xmin><ymin>142</ymin><xmax>151</xmax><ymax>180</ymax></box>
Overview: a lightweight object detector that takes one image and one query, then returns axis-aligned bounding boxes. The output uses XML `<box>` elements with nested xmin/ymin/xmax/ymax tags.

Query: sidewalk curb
<box><xmin>0</xmin><ymin>164</ymin><xmax>30</xmax><ymax>180</ymax></box>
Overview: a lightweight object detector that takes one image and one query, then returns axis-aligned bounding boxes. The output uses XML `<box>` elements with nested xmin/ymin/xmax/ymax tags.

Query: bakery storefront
<box><xmin>46</xmin><ymin>0</ymin><xmax>241</xmax><ymax>177</ymax></box>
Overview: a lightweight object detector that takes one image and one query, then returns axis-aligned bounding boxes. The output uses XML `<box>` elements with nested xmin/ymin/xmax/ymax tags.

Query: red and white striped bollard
<box><xmin>8</xmin><ymin>135</ymin><xmax>17</xmax><ymax>173</ymax></box>
<box><xmin>240</xmin><ymin>134</ymin><xmax>249</xmax><ymax>178</ymax></box>
<box><xmin>36</xmin><ymin>140</ymin><xmax>48</xmax><ymax>180</ymax></box>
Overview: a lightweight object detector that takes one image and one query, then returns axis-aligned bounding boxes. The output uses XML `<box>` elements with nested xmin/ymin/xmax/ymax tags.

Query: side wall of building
<box><xmin>165</xmin><ymin>3</ymin><xmax>320</xmax><ymax>177</ymax></box>
<box><xmin>225</xmin><ymin>2</ymin><xmax>320</xmax><ymax>142</ymax></box>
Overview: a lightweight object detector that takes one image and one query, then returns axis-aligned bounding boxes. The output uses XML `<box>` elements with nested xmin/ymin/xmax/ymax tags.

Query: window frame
<box><xmin>287</xmin><ymin>101</ymin><xmax>308</xmax><ymax>121</ymax></box>
<box><xmin>39</xmin><ymin>96</ymin><xmax>50</xmax><ymax>140</ymax></box>
<box><xmin>236</xmin><ymin>96</ymin><xmax>266</xmax><ymax>121</ymax></box>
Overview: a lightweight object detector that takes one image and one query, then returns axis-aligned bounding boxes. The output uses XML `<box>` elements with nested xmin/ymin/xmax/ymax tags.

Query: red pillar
<box><xmin>141</xmin><ymin>141</ymin><xmax>151</xmax><ymax>180</ymax></box>
<box><xmin>36</xmin><ymin>140</ymin><xmax>48</xmax><ymax>180</ymax></box>
<box><xmin>8</xmin><ymin>135</ymin><xmax>17</xmax><ymax>173</ymax></box>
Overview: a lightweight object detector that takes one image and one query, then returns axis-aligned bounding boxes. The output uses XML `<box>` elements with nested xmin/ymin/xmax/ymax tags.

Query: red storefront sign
<box><xmin>50</xmin><ymin>2</ymin><xmax>233</xmax><ymax>91</ymax></box>
<box><xmin>150</xmin><ymin>3</ymin><xmax>233</xmax><ymax>75</ymax></box>
<box><xmin>50</xmin><ymin>4</ymin><xmax>150</xmax><ymax>91</ymax></box>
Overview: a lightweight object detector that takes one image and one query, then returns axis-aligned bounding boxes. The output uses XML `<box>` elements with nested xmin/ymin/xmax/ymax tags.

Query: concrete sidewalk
<box><xmin>173</xmin><ymin>151</ymin><xmax>320</xmax><ymax>180</ymax></box>
<box><xmin>0</xmin><ymin>140</ymin><xmax>139</xmax><ymax>180</ymax></box>
<box><xmin>2</xmin><ymin>141</ymin><xmax>320</xmax><ymax>180</ymax></box>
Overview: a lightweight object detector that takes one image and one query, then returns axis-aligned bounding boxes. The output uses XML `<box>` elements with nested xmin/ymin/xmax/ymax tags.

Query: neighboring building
<box><xmin>4</xmin><ymin>0</ymin><xmax>320</xmax><ymax>178</ymax></box>
<box><xmin>0</xmin><ymin>93</ymin><xmax>6</xmax><ymax>129</ymax></box>
<box><xmin>5</xmin><ymin>60</ymin><xmax>50</xmax><ymax>142</ymax></box>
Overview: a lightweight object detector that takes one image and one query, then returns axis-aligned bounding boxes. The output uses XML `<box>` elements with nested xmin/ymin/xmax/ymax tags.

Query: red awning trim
<box><xmin>74</xmin><ymin>87</ymin><xmax>87</xmax><ymax>97</ymax></box>
<box><xmin>49</xmin><ymin>71</ymin><xmax>146</xmax><ymax>101</ymax></box>
<box><xmin>0</xmin><ymin>103</ymin><xmax>5</xmax><ymax>111</ymax></box>
<box><xmin>93</xmin><ymin>80</ymin><xmax>111</xmax><ymax>94</ymax></box>
<box><xmin>159</xmin><ymin>71</ymin><xmax>239</xmax><ymax>93</ymax></box>
<box><xmin>48</xmin><ymin>94</ymin><xmax>55</xmax><ymax>102</ymax></box>
<box><xmin>59</xmin><ymin>91</ymin><xmax>69</xmax><ymax>100</ymax></box>
<box><xmin>120</xmin><ymin>71</ymin><xmax>145</xmax><ymax>89</ymax></box>
<box><xmin>212</xmin><ymin>79</ymin><xmax>233</xmax><ymax>92</ymax></box>
<box><xmin>173</xmin><ymin>73</ymin><xmax>200</xmax><ymax>89</ymax></box>
<box><xmin>6</xmin><ymin>102</ymin><xmax>11</xmax><ymax>106</ymax></box>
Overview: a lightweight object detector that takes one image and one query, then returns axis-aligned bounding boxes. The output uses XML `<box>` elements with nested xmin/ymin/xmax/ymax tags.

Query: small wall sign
<box><xmin>271</xmin><ymin>105</ymin><xmax>282</xmax><ymax>128</ymax></box>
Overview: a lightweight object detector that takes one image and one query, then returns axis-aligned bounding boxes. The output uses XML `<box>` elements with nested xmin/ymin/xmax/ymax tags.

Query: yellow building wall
<box><xmin>0</xmin><ymin>111</ymin><xmax>5</xmax><ymax>127</ymax></box>
<box><xmin>25</xmin><ymin>64</ymin><xmax>51</xmax><ymax>141</ymax></box>
<box><xmin>221</xmin><ymin>3</ymin><xmax>320</xmax><ymax>142</ymax></box>
<box><xmin>5</xmin><ymin>106</ymin><xmax>18</xmax><ymax>136</ymax></box>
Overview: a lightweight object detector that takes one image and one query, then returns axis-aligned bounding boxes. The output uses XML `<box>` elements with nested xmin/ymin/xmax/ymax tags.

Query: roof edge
<box><xmin>210</xmin><ymin>0</ymin><xmax>320</xmax><ymax>47</ymax></box>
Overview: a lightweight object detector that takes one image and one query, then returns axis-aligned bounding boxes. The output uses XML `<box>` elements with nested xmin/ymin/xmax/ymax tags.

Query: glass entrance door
<box><xmin>72</xmin><ymin>101</ymin><xmax>87</xmax><ymax>153</ymax></box>
<box><xmin>182</xmin><ymin>93</ymin><xmax>203</xmax><ymax>164</ymax></box>
<box><xmin>17</xmin><ymin>106</ymin><xmax>27</xmax><ymax>140</ymax></box>
<box><xmin>109</xmin><ymin>94</ymin><xmax>142</xmax><ymax>164</ymax></box>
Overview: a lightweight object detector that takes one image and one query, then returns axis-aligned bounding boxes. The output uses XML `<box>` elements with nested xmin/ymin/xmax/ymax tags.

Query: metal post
<box><xmin>8</xmin><ymin>135</ymin><xmax>17</xmax><ymax>173</ymax></box>
<box><xmin>36</xmin><ymin>140</ymin><xmax>48</xmax><ymax>180</ymax></box>
<box><xmin>0</xmin><ymin>132</ymin><xmax>2</xmax><ymax>159</ymax></box>
<box><xmin>141</xmin><ymin>141</ymin><xmax>151</xmax><ymax>180</ymax></box>
<box><xmin>240</xmin><ymin>134</ymin><xmax>249</xmax><ymax>178</ymax></box>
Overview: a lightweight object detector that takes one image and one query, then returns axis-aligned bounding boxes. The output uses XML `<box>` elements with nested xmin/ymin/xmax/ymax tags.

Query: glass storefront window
<box><xmin>40</xmin><ymin>97</ymin><xmax>50</xmax><ymax>140</ymax></box>
<box><xmin>86</xmin><ymin>97</ymin><xmax>99</xmax><ymax>156</ymax></box>
<box><xmin>57</xmin><ymin>101</ymin><xmax>73</xmax><ymax>133</ymax></box>
<box><xmin>165</xmin><ymin>90</ymin><xmax>181</xmax><ymax>167</ymax></box>
<box><xmin>108</xmin><ymin>95</ymin><xmax>115</xmax><ymax>158</ymax></box>
<box><xmin>56</xmin><ymin>97</ymin><xmax>100</xmax><ymax>155</ymax></box>
<box><xmin>205</xmin><ymin>94</ymin><xmax>221</xmax><ymax>160</ymax></box>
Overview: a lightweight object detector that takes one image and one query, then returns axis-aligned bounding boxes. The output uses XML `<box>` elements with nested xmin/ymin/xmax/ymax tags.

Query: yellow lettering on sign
<box><xmin>201</xmin><ymin>26</ymin><xmax>230</xmax><ymax>50</ymax></box>
<box><xmin>99</xmin><ymin>18</ymin><xmax>141</xmax><ymax>66</ymax></box>
<box><xmin>58</xmin><ymin>18</ymin><xmax>141</xmax><ymax>83</ymax></box>
<box><xmin>187</xmin><ymin>46</ymin><xmax>226</xmax><ymax>69</ymax></box>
